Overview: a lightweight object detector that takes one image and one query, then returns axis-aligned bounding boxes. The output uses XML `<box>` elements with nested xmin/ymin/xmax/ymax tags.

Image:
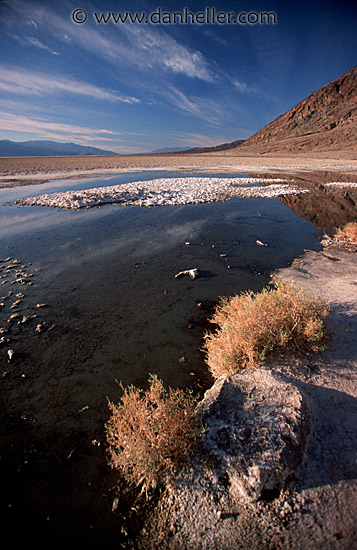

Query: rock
<box><xmin>7</xmin><ymin>349</ymin><xmax>14</xmax><ymax>361</ymax></box>
<box><xmin>175</xmin><ymin>268</ymin><xmax>199</xmax><ymax>280</ymax></box>
<box><xmin>140</xmin><ymin>369</ymin><xmax>311</xmax><ymax>549</ymax></box>
<box><xmin>195</xmin><ymin>368</ymin><xmax>310</xmax><ymax>503</ymax></box>
<box><xmin>256</xmin><ymin>239</ymin><xmax>269</xmax><ymax>247</ymax></box>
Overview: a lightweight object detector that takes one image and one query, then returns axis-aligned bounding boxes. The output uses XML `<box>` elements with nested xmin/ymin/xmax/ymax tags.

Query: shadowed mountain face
<box><xmin>232</xmin><ymin>66</ymin><xmax>356</xmax><ymax>155</ymax></box>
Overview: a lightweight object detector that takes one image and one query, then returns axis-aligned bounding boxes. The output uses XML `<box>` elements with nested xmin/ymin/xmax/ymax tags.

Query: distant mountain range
<box><xmin>148</xmin><ymin>146</ymin><xmax>190</xmax><ymax>154</ymax></box>
<box><xmin>0</xmin><ymin>140</ymin><xmax>118</xmax><ymax>157</ymax></box>
<box><xmin>150</xmin><ymin>140</ymin><xmax>246</xmax><ymax>154</ymax></box>
<box><xmin>182</xmin><ymin>139</ymin><xmax>246</xmax><ymax>154</ymax></box>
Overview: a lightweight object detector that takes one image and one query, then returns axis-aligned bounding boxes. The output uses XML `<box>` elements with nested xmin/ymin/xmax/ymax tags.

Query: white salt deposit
<box><xmin>13</xmin><ymin>177</ymin><xmax>308</xmax><ymax>210</ymax></box>
<box><xmin>324</xmin><ymin>182</ymin><xmax>357</xmax><ymax>187</ymax></box>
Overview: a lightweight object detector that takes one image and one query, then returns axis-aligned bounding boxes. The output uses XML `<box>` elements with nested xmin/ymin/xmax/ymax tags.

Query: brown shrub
<box><xmin>203</xmin><ymin>282</ymin><xmax>330</xmax><ymax>379</ymax></box>
<box><xmin>105</xmin><ymin>375</ymin><xmax>200</xmax><ymax>496</ymax></box>
<box><xmin>334</xmin><ymin>222</ymin><xmax>357</xmax><ymax>248</ymax></box>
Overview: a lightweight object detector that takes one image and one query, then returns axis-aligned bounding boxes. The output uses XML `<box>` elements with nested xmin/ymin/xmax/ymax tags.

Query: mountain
<box><xmin>0</xmin><ymin>140</ymin><xmax>118</xmax><ymax>157</ymax></box>
<box><xmin>182</xmin><ymin>139</ymin><xmax>245</xmax><ymax>154</ymax></box>
<box><xmin>161</xmin><ymin>139</ymin><xmax>245</xmax><ymax>155</ymax></box>
<box><xmin>229</xmin><ymin>66</ymin><xmax>357</xmax><ymax>155</ymax></box>
<box><xmin>148</xmin><ymin>146</ymin><xmax>190</xmax><ymax>154</ymax></box>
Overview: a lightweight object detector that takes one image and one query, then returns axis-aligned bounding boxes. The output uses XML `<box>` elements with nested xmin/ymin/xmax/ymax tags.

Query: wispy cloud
<box><xmin>233</xmin><ymin>79</ymin><xmax>257</xmax><ymax>94</ymax></box>
<box><xmin>26</xmin><ymin>36</ymin><xmax>60</xmax><ymax>55</ymax></box>
<box><xmin>0</xmin><ymin>66</ymin><xmax>140</xmax><ymax>104</ymax></box>
<box><xmin>4</xmin><ymin>1</ymin><xmax>214</xmax><ymax>82</ymax></box>
<box><xmin>0</xmin><ymin>111</ymin><xmax>124</xmax><ymax>142</ymax></box>
<box><xmin>165</xmin><ymin>87</ymin><xmax>225</xmax><ymax>124</ymax></box>
<box><xmin>12</xmin><ymin>33</ymin><xmax>60</xmax><ymax>55</ymax></box>
<box><xmin>165</xmin><ymin>131</ymin><xmax>224</xmax><ymax>148</ymax></box>
<box><xmin>120</xmin><ymin>24</ymin><xmax>213</xmax><ymax>81</ymax></box>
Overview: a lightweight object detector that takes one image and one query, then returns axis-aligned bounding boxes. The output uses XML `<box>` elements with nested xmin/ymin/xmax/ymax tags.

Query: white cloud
<box><xmin>0</xmin><ymin>66</ymin><xmax>140</xmax><ymax>104</ymax></box>
<box><xmin>121</xmin><ymin>24</ymin><xmax>213</xmax><ymax>81</ymax></box>
<box><xmin>165</xmin><ymin>87</ymin><xmax>224</xmax><ymax>124</ymax></box>
<box><xmin>4</xmin><ymin>1</ymin><xmax>213</xmax><ymax>82</ymax></box>
<box><xmin>233</xmin><ymin>79</ymin><xmax>259</xmax><ymax>95</ymax></box>
<box><xmin>0</xmin><ymin>111</ymin><xmax>123</xmax><ymax>142</ymax></box>
<box><xmin>26</xmin><ymin>36</ymin><xmax>60</xmax><ymax>55</ymax></box>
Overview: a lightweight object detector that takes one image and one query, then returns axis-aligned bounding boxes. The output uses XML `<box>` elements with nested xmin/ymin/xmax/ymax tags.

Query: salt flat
<box><xmin>1</xmin><ymin>154</ymin><xmax>357</xmax><ymax>189</ymax></box>
<box><xmin>12</xmin><ymin>176</ymin><xmax>307</xmax><ymax>210</ymax></box>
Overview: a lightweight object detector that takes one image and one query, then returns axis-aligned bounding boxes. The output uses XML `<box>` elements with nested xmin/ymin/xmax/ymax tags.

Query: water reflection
<box><xmin>0</xmin><ymin>172</ymin><xmax>322</xmax><ymax>392</ymax></box>
<box><xmin>272</xmin><ymin>172</ymin><xmax>357</xmax><ymax>233</ymax></box>
<box><xmin>0</xmin><ymin>170</ymin><xmax>324</xmax><ymax>547</ymax></box>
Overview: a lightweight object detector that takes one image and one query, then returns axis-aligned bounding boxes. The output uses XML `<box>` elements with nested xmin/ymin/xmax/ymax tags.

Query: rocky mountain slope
<box><xmin>230</xmin><ymin>65</ymin><xmax>356</xmax><ymax>155</ymax></box>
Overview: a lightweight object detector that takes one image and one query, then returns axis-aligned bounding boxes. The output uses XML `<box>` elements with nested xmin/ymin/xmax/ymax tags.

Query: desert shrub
<box><xmin>334</xmin><ymin>222</ymin><xmax>357</xmax><ymax>248</ymax></box>
<box><xmin>204</xmin><ymin>282</ymin><xmax>330</xmax><ymax>379</ymax></box>
<box><xmin>105</xmin><ymin>375</ymin><xmax>200</xmax><ymax>496</ymax></box>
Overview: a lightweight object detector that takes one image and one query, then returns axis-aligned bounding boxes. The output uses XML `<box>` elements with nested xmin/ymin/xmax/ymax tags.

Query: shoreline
<box><xmin>141</xmin><ymin>241</ymin><xmax>357</xmax><ymax>549</ymax></box>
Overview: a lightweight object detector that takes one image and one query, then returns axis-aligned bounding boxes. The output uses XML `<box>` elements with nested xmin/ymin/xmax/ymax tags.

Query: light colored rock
<box><xmin>195</xmin><ymin>369</ymin><xmax>310</xmax><ymax>503</ymax></box>
<box><xmin>175</xmin><ymin>268</ymin><xmax>199</xmax><ymax>280</ymax></box>
<box><xmin>139</xmin><ymin>368</ymin><xmax>310</xmax><ymax>549</ymax></box>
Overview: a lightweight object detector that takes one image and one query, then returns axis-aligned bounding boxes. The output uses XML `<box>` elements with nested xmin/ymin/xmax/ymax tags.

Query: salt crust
<box><xmin>13</xmin><ymin>177</ymin><xmax>308</xmax><ymax>210</ymax></box>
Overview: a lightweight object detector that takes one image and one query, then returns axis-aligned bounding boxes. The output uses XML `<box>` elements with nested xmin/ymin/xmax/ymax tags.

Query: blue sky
<box><xmin>0</xmin><ymin>0</ymin><xmax>356</xmax><ymax>153</ymax></box>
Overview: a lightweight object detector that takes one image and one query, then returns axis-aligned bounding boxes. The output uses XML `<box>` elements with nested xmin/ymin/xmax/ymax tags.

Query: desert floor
<box><xmin>0</xmin><ymin>153</ymin><xmax>357</xmax><ymax>187</ymax></box>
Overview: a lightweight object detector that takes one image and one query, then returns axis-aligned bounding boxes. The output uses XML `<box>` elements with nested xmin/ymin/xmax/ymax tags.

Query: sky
<box><xmin>0</xmin><ymin>0</ymin><xmax>356</xmax><ymax>154</ymax></box>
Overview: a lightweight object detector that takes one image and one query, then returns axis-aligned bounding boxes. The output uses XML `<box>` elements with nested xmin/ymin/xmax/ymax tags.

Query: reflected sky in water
<box><xmin>0</xmin><ymin>170</ymin><xmax>322</xmax><ymax>392</ymax></box>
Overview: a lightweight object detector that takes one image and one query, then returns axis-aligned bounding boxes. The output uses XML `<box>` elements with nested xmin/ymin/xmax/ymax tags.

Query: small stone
<box><xmin>175</xmin><ymin>268</ymin><xmax>199</xmax><ymax>280</ymax></box>
<box><xmin>179</xmin><ymin>356</ymin><xmax>186</xmax><ymax>363</ymax></box>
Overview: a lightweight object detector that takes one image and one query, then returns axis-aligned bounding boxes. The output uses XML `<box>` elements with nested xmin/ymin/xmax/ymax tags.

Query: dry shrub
<box><xmin>334</xmin><ymin>222</ymin><xmax>357</xmax><ymax>248</ymax></box>
<box><xmin>204</xmin><ymin>282</ymin><xmax>330</xmax><ymax>379</ymax></box>
<box><xmin>322</xmin><ymin>221</ymin><xmax>357</xmax><ymax>250</ymax></box>
<box><xmin>105</xmin><ymin>375</ymin><xmax>200</xmax><ymax>496</ymax></box>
